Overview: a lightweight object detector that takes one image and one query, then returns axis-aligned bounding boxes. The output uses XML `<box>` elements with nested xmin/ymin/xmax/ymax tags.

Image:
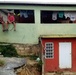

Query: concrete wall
<box><xmin>13</xmin><ymin>44</ymin><xmax>40</xmax><ymax>56</ymax></box>
<box><xmin>0</xmin><ymin>5</ymin><xmax>76</xmax><ymax>44</ymax></box>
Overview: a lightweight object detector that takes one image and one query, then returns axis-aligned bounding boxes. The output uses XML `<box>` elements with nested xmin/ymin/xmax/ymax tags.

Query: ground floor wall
<box><xmin>41</xmin><ymin>38</ymin><xmax>76</xmax><ymax>72</ymax></box>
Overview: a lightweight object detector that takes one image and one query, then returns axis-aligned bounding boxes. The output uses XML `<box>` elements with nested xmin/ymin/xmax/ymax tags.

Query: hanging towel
<box><xmin>58</xmin><ymin>11</ymin><xmax>64</xmax><ymax>18</ymax></box>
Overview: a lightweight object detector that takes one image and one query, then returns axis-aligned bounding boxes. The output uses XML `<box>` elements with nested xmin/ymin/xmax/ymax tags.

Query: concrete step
<box><xmin>45</xmin><ymin>72</ymin><xmax>76</xmax><ymax>75</ymax></box>
<box><xmin>63</xmin><ymin>72</ymin><xmax>76</xmax><ymax>75</ymax></box>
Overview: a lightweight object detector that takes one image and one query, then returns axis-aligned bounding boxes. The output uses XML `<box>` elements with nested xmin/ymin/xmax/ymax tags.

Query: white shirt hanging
<box><xmin>52</xmin><ymin>12</ymin><xmax>57</xmax><ymax>20</ymax></box>
<box><xmin>70</xmin><ymin>12</ymin><xmax>76</xmax><ymax>21</ymax></box>
<box><xmin>64</xmin><ymin>12</ymin><xmax>70</xmax><ymax>19</ymax></box>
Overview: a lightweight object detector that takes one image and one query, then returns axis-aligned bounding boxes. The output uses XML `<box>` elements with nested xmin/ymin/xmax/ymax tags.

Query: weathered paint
<box><xmin>0</xmin><ymin>5</ymin><xmax>76</xmax><ymax>44</ymax></box>
<box><xmin>0</xmin><ymin>24</ymin><xmax>38</xmax><ymax>44</ymax></box>
<box><xmin>41</xmin><ymin>38</ymin><xmax>76</xmax><ymax>72</ymax></box>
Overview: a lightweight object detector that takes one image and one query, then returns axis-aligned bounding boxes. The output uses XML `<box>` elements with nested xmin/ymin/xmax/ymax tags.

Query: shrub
<box><xmin>30</xmin><ymin>54</ymin><xmax>38</xmax><ymax>60</ymax></box>
<box><xmin>0</xmin><ymin>44</ymin><xmax>18</xmax><ymax>57</ymax></box>
<box><xmin>0</xmin><ymin>60</ymin><xmax>5</xmax><ymax>66</ymax></box>
<box><xmin>36</xmin><ymin>60</ymin><xmax>43</xmax><ymax>72</ymax></box>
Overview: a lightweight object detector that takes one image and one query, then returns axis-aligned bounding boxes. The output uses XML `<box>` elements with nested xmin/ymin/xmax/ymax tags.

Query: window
<box><xmin>41</xmin><ymin>10</ymin><xmax>76</xmax><ymax>23</ymax></box>
<box><xmin>14</xmin><ymin>10</ymin><xmax>35</xmax><ymax>23</ymax></box>
<box><xmin>0</xmin><ymin>9</ymin><xmax>35</xmax><ymax>23</ymax></box>
<box><xmin>45</xmin><ymin>42</ymin><xmax>54</xmax><ymax>59</ymax></box>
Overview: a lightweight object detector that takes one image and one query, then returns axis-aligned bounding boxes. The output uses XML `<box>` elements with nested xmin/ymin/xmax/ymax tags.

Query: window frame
<box><xmin>40</xmin><ymin>10</ymin><xmax>76</xmax><ymax>24</ymax></box>
<box><xmin>45</xmin><ymin>42</ymin><xmax>54</xmax><ymax>59</ymax></box>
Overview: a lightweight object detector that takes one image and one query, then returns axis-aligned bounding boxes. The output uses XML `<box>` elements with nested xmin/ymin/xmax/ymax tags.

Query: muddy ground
<box><xmin>16</xmin><ymin>57</ymin><xmax>41</xmax><ymax>75</ymax></box>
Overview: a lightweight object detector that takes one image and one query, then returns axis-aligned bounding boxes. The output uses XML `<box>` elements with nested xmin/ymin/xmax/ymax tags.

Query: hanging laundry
<box><xmin>70</xmin><ymin>12</ymin><xmax>76</xmax><ymax>21</ymax></box>
<box><xmin>20</xmin><ymin>10</ymin><xmax>28</xmax><ymax>18</ymax></box>
<box><xmin>52</xmin><ymin>12</ymin><xmax>57</xmax><ymax>20</ymax></box>
<box><xmin>58</xmin><ymin>11</ymin><xmax>64</xmax><ymax>18</ymax></box>
<box><xmin>64</xmin><ymin>12</ymin><xmax>70</xmax><ymax>19</ymax></box>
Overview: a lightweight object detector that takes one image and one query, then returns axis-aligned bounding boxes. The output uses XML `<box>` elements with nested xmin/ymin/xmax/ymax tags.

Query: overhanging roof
<box><xmin>40</xmin><ymin>34</ymin><xmax>76</xmax><ymax>38</ymax></box>
<box><xmin>0</xmin><ymin>3</ymin><xmax>76</xmax><ymax>7</ymax></box>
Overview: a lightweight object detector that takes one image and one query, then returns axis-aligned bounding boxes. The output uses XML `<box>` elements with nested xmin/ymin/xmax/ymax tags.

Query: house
<box><xmin>40</xmin><ymin>35</ymin><xmax>76</xmax><ymax>73</ymax></box>
<box><xmin>0</xmin><ymin>3</ymin><xmax>76</xmax><ymax>74</ymax></box>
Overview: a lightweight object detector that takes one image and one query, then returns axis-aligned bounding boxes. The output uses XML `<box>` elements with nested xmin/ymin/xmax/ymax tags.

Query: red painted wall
<box><xmin>41</xmin><ymin>38</ymin><xmax>76</xmax><ymax>72</ymax></box>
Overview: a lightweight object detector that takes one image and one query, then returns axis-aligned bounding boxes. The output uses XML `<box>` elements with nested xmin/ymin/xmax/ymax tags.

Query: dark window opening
<box><xmin>41</xmin><ymin>10</ymin><xmax>76</xmax><ymax>23</ymax></box>
<box><xmin>14</xmin><ymin>10</ymin><xmax>35</xmax><ymax>23</ymax></box>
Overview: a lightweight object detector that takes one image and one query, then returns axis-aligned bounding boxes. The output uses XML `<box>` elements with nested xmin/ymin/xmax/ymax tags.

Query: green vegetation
<box><xmin>29</xmin><ymin>54</ymin><xmax>38</xmax><ymax>60</ymax></box>
<box><xmin>0</xmin><ymin>60</ymin><xmax>5</xmax><ymax>66</ymax></box>
<box><xmin>36</xmin><ymin>60</ymin><xmax>43</xmax><ymax>72</ymax></box>
<box><xmin>0</xmin><ymin>44</ymin><xmax>18</xmax><ymax>57</ymax></box>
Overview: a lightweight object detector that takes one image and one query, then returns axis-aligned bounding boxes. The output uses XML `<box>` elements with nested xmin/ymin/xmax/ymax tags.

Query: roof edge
<box><xmin>40</xmin><ymin>34</ymin><xmax>76</xmax><ymax>38</ymax></box>
<box><xmin>0</xmin><ymin>2</ymin><xmax>76</xmax><ymax>6</ymax></box>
